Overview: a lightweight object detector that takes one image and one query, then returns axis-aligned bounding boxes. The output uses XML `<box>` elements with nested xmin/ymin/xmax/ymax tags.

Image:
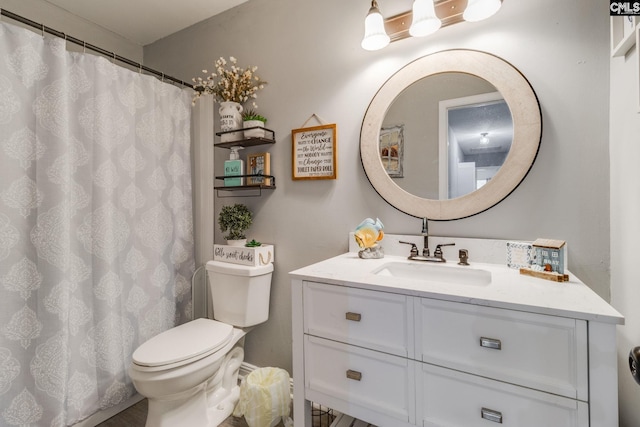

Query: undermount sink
<box><xmin>372</xmin><ymin>262</ymin><xmax>491</xmax><ymax>286</ymax></box>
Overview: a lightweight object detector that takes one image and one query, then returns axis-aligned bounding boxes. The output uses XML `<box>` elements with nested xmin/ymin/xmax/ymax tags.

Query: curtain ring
<box><xmin>112</xmin><ymin>52</ymin><xmax>116</xmax><ymax>63</ymax></box>
<box><xmin>139</xmin><ymin>64</ymin><xmax>142</xmax><ymax>74</ymax></box>
<box><xmin>41</xmin><ymin>23</ymin><xmax>45</xmax><ymax>38</ymax></box>
<box><xmin>83</xmin><ymin>41</ymin><xmax>86</xmax><ymax>53</ymax></box>
<box><xmin>161</xmin><ymin>73</ymin><xmax>165</xmax><ymax>82</ymax></box>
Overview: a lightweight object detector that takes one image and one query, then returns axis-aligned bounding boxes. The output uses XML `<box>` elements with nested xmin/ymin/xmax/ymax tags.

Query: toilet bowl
<box><xmin>129</xmin><ymin>260</ymin><xmax>273</xmax><ymax>427</ymax></box>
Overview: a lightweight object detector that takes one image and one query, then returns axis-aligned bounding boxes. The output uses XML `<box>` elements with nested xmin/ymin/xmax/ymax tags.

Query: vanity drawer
<box><xmin>303</xmin><ymin>281</ymin><xmax>413</xmax><ymax>357</ymax></box>
<box><xmin>304</xmin><ymin>335</ymin><xmax>415</xmax><ymax>424</ymax></box>
<box><xmin>416</xmin><ymin>298</ymin><xmax>588</xmax><ymax>400</ymax></box>
<box><xmin>418</xmin><ymin>363</ymin><xmax>588</xmax><ymax>427</ymax></box>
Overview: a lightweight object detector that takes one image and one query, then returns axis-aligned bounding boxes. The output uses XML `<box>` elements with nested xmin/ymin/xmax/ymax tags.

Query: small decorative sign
<box><xmin>532</xmin><ymin>238</ymin><xmax>566</xmax><ymax>274</ymax></box>
<box><xmin>213</xmin><ymin>244</ymin><xmax>274</xmax><ymax>267</ymax></box>
<box><xmin>247</xmin><ymin>152</ymin><xmax>271</xmax><ymax>186</ymax></box>
<box><xmin>506</xmin><ymin>241</ymin><xmax>533</xmax><ymax>269</ymax></box>
<box><xmin>291</xmin><ymin>123</ymin><xmax>337</xmax><ymax>180</ymax></box>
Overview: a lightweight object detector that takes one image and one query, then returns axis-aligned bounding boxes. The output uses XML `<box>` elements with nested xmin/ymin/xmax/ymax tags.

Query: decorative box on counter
<box><xmin>214</xmin><ymin>244</ymin><xmax>274</xmax><ymax>267</ymax></box>
<box><xmin>532</xmin><ymin>238</ymin><xmax>566</xmax><ymax>274</ymax></box>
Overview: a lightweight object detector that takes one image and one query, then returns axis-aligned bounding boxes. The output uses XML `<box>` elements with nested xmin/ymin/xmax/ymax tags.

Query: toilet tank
<box><xmin>205</xmin><ymin>260</ymin><xmax>273</xmax><ymax>327</ymax></box>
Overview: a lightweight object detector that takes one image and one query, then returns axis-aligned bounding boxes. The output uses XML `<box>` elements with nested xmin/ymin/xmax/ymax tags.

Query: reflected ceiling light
<box><xmin>409</xmin><ymin>0</ymin><xmax>441</xmax><ymax>37</ymax></box>
<box><xmin>463</xmin><ymin>0</ymin><xmax>502</xmax><ymax>22</ymax></box>
<box><xmin>480</xmin><ymin>132</ymin><xmax>490</xmax><ymax>144</ymax></box>
<box><xmin>362</xmin><ymin>0</ymin><xmax>504</xmax><ymax>50</ymax></box>
<box><xmin>361</xmin><ymin>0</ymin><xmax>390</xmax><ymax>51</ymax></box>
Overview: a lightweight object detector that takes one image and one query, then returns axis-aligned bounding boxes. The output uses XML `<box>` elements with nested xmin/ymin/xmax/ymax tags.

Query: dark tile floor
<box><xmin>96</xmin><ymin>397</ymin><xmax>338</xmax><ymax>427</ymax></box>
<box><xmin>96</xmin><ymin>399</ymin><xmax>252</xmax><ymax>426</ymax></box>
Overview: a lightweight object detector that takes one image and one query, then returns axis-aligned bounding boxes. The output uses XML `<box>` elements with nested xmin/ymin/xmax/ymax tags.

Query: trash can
<box><xmin>233</xmin><ymin>367</ymin><xmax>292</xmax><ymax>427</ymax></box>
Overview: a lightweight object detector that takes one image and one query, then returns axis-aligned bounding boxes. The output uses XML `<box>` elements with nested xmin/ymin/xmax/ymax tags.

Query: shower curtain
<box><xmin>0</xmin><ymin>22</ymin><xmax>194</xmax><ymax>426</ymax></box>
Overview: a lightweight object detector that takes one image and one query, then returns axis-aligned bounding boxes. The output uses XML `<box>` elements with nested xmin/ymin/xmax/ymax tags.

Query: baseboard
<box><xmin>72</xmin><ymin>393</ymin><xmax>145</xmax><ymax>427</ymax></box>
<box><xmin>238</xmin><ymin>361</ymin><xmax>259</xmax><ymax>380</ymax></box>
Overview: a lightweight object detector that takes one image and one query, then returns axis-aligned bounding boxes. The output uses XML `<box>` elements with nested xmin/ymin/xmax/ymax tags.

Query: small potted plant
<box><xmin>218</xmin><ymin>204</ymin><xmax>253</xmax><ymax>246</ymax></box>
<box><xmin>242</xmin><ymin>109</ymin><xmax>267</xmax><ymax>138</ymax></box>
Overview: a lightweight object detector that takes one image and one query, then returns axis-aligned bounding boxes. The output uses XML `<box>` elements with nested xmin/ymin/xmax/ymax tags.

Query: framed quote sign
<box><xmin>291</xmin><ymin>124</ymin><xmax>337</xmax><ymax>180</ymax></box>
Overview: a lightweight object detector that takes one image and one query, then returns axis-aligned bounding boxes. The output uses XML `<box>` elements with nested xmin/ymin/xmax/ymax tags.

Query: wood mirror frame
<box><xmin>360</xmin><ymin>49</ymin><xmax>542</xmax><ymax>220</ymax></box>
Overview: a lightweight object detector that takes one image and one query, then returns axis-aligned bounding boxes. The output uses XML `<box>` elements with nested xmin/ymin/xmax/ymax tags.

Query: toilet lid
<box><xmin>132</xmin><ymin>318</ymin><xmax>234</xmax><ymax>367</ymax></box>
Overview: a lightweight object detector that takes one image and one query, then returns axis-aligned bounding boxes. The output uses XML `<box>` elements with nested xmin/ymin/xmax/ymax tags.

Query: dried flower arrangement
<box><xmin>192</xmin><ymin>56</ymin><xmax>267</xmax><ymax>106</ymax></box>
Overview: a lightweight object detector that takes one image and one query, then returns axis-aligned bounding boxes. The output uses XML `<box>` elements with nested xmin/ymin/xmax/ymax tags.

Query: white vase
<box><xmin>219</xmin><ymin>101</ymin><xmax>243</xmax><ymax>142</ymax></box>
<box><xmin>243</xmin><ymin>120</ymin><xmax>266</xmax><ymax>138</ymax></box>
<box><xmin>226</xmin><ymin>239</ymin><xmax>247</xmax><ymax>247</ymax></box>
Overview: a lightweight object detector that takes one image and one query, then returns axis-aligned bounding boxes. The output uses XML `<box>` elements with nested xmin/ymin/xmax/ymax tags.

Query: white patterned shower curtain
<box><xmin>0</xmin><ymin>22</ymin><xmax>194</xmax><ymax>426</ymax></box>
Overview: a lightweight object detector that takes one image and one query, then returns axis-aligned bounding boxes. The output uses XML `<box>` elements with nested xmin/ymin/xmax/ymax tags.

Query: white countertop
<box><xmin>290</xmin><ymin>252</ymin><xmax>624</xmax><ymax>325</ymax></box>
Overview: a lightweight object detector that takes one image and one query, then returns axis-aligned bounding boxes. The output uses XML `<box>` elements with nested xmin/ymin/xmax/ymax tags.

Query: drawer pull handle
<box><xmin>481</xmin><ymin>408</ymin><xmax>503</xmax><ymax>423</ymax></box>
<box><xmin>346</xmin><ymin>370</ymin><xmax>362</xmax><ymax>381</ymax></box>
<box><xmin>480</xmin><ymin>337</ymin><xmax>502</xmax><ymax>350</ymax></box>
<box><xmin>346</xmin><ymin>312</ymin><xmax>361</xmax><ymax>322</ymax></box>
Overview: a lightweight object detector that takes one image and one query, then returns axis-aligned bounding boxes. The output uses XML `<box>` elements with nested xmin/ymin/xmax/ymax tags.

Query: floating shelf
<box><xmin>214</xmin><ymin>128</ymin><xmax>276</xmax><ymax>197</ymax></box>
<box><xmin>214</xmin><ymin>174</ymin><xmax>276</xmax><ymax>197</ymax></box>
<box><xmin>215</xmin><ymin>127</ymin><xmax>275</xmax><ymax>148</ymax></box>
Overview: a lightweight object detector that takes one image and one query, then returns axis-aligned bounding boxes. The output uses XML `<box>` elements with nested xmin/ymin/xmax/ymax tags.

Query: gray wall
<box><xmin>144</xmin><ymin>0</ymin><xmax>610</xmax><ymax>376</ymax></box>
<box><xmin>610</xmin><ymin>35</ymin><xmax>640</xmax><ymax>427</ymax></box>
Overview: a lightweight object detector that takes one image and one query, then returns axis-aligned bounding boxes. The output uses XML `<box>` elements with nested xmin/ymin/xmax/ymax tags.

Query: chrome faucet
<box><xmin>421</xmin><ymin>217</ymin><xmax>430</xmax><ymax>257</ymax></box>
<box><xmin>399</xmin><ymin>241</ymin><xmax>456</xmax><ymax>262</ymax></box>
<box><xmin>399</xmin><ymin>218</ymin><xmax>456</xmax><ymax>262</ymax></box>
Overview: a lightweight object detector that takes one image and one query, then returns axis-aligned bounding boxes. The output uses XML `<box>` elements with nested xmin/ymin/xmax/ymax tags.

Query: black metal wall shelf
<box><xmin>214</xmin><ymin>127</ymin><xmax>276</xmax><ymax>197</ymax></box>
<box><xmin>214</xmin><ymin>174</ymin><xmax>276</xmax><ymax>197</ymax></box>
<box><xmin>214</xmin><ymin>127</ymin><xmax>275</xmax><ymax>149</ymax></box>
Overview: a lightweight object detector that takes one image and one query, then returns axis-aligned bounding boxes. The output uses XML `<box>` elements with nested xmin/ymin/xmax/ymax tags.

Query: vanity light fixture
<box><xmin>463</xmin><ymin>0</ymin><xmax>502</xmax><ymax>22</ymax></box>
<box><xmin>362</xmin><ymin>0</ymin><xmax>503</xmax><ymax>50</ymax></box>
<box><xmin>409</xmin><ymin>0</ymin><xmax>441</xmax><ymax>37</ymax></box>
<box><xmin>361</xmin><ymin>0</ymin><xmax>391</xmax><ymax>51</ymax></box>
<box><xmin>479</xmin><ymin>132</ymin><xmax>490</xmax><ymax>144</ymax></box>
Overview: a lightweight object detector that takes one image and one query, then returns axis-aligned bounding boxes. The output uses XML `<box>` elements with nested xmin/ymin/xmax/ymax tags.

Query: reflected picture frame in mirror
<box><xmin>360</xmin><ymin>49</ymin><xmax>542</xmax><ymax>220</ymax></box>
<box><xmin>380</xmin><ymin>125</ymin><xmax>404</xmax><ymax>178</ymax></box>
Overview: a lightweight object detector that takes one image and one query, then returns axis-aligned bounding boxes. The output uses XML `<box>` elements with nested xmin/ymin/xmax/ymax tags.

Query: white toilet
<box><xmin>129</xmin><ymin>260</ymin><xmax>273</xmax><ymax>427</ymax></box>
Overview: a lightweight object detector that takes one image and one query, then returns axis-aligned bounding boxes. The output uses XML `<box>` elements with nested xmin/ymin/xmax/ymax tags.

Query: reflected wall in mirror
<box><xmin>361</xmin><ymin>50</ymin><xmax>541</xmax><ymax>220</ymax></box>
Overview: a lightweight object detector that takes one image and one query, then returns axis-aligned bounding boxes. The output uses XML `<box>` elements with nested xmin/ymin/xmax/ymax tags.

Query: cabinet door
<box><xmin>304</xmin><ymin>335</ymin><xmax>415</xmax><ymax>425</ymax></box>
<box><xmin>418</xmin><ymin>363</ymin><xmax>588</xmax><ymax>427</ymax></box>
<box><xmin>415</xmin><ymin>298</ymin><xmax>588</xmax><ymax>400</ymax></box>
<box><xmin>304</xmin><ymin>281</ymin><xmax>413</xmax><ymax>357</ymax></box>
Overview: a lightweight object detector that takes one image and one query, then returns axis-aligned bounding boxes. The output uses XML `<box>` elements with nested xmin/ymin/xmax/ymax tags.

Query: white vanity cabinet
<box><xmin>302</xmin><ymin>282</ymin><xmax>416</xmax><ymax>426</ymax></box>
<box><xmin>290</xmin><ymin>253</ymin><xmax>623</xmax><ymax>427</ymax></box>
<box><xmin>415</xmin><ymin>298</ymin><xmax>589</xmax><ymax>426</ymax></box>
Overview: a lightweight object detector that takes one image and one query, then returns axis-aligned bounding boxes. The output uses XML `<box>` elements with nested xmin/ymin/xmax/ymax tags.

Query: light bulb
<box><xmin>361</xmin><ymin>0</ymin><xmax>390</xmax><ymax>51</ymax></box>
<box><xmin>409</xmin><ymin>0</ymin><xmax>441</xmax><ymax>37</ymax></box>
<box><xmin>480</xmin><ymin>133</ymin><xmax>490</xmax><ymax>144</ymax></box>
<box><xmin>463</xmin><ymin>0</ymin><xmax>502</xmax><ymax>22</ymax></box>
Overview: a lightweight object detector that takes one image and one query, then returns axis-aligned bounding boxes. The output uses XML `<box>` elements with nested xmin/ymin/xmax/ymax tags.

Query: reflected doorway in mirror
<box><xmin>438</xmin><ymin>92</ymin><xmax>513</xmax><ymax>200</ymax></box>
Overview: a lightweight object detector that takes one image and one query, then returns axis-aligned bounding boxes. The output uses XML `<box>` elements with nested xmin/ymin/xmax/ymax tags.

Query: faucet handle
<box><xmin>434</xmin><ymin>243</ymin><xmax>455</xmax><ymax>259</ymax></box>
<box><xmin>399</xmin><ymin>241</ymin><xmax>419</xmax><ymax>258</ymax></box>
<box><xmin>458</xmin><ymin>249</ymin><xmax>469</xmax><ymax>266</ymax></box>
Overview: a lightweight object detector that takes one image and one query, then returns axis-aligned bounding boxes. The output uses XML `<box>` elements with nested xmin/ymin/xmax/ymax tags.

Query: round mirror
<box><xmin>361</xmin><ymin>50</ymin><xmax>541</xmax><ymax>220</ymax></box>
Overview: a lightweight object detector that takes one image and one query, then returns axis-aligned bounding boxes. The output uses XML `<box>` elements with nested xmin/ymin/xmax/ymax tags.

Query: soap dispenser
<box><xmin>224</xmin><ymin>147</ymin><xmax>244</xmax><ymax>186</ymax></box>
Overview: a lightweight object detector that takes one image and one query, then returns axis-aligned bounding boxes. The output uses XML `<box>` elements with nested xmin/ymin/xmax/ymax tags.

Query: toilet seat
<box><xmin>132</xmin><ymin>318</ymin><xmax>234</xmax><ymax>370</ymax></box>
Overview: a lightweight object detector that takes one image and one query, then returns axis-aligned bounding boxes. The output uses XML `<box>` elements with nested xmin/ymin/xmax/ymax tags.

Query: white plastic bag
<box><xmin>233</xmin><ymin>367</ymin><xmax>292</xmax><ymax>427</ymax></box>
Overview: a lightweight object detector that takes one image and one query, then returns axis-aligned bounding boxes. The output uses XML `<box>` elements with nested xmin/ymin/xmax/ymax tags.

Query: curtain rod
<box><xmin>0</xmin><ymin>8</ymin><xmax>193</xmax><ymax>89</ymax></box>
